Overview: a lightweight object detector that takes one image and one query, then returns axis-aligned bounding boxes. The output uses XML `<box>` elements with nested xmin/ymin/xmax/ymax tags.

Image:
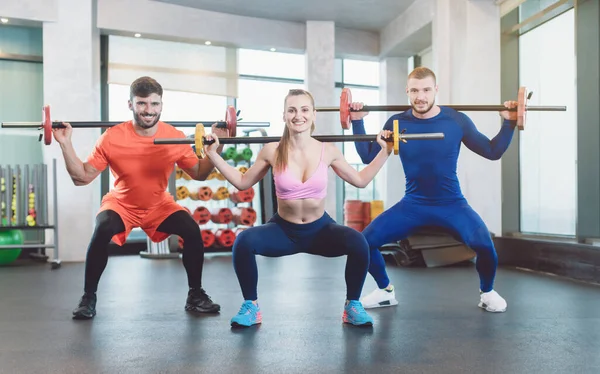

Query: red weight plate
<box><xmin>340</xmin><ymin>88</ymin><xmax>352</xmax><ymax>130</ymax></box>
<box><xmin>43</xmin><ymin>105</ymin><xmax>52</xmax><ymax>145</ymax></box>
<box><xmin>517</xmin><ymin>86</ymin><xmax>527</xmax><ymax>131</ymax></box>
<box><xmin>225</xmin><ymin>105</ymin><xmax>237</xmax><ymax>137</ymax></box>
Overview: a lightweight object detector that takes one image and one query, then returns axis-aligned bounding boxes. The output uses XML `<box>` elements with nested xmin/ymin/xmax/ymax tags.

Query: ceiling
<box><xmin>152</xmin><ymin>0</ymin><xmax>419</xmax><ymax>32</ymax></box>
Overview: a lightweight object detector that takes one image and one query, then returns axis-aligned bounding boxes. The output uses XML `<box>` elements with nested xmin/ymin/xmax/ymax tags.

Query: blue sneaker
<box><xmin>343</xmin><ymin>300</ymin><xmax>374</xmax><ymax>326</ymax></box>
<box><xmin>231</xmin><ymin>300</ymin><xmax>262</xmax><ymax>327</ymax></box>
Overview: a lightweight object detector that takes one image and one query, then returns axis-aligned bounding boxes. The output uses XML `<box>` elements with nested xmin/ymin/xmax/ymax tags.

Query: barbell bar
<box><xmin>153</xmin><ymin>121</ymin><xmax>444</xmax><ymax>159</ymax></box>
<box><xmin>0</xmin><ymin>105</ymin><xmax>269</xmax><ymax>146</ymax></box>
<box><xmin>316</xmin><ymin>87</ymin><xmax>567</xmax><ymax>131</ymax></box>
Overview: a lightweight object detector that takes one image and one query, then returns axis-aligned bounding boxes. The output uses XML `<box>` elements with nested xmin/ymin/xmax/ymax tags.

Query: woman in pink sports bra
<box><xmin>205</xmin><ymin>89</ymin><xmax>392</xmax><ymax>328</ymax></box>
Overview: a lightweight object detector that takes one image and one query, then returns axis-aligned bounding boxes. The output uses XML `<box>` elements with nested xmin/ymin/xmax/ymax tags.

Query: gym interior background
<box><xmin>1</xmin><ymin>0</ymin><xmax>597</xmax><ymax>277</ymax></box>
<box><xmin>0</xmin><ymin>0</ymin><xmax>600</xmax><ymax>371</ymax></box>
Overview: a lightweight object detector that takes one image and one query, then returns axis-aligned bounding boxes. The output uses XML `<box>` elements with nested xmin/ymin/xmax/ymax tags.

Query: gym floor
<box><xmin>1</xmin><ymin>253</ymin><xmax>600</xmax><ymax>374</ymax></box>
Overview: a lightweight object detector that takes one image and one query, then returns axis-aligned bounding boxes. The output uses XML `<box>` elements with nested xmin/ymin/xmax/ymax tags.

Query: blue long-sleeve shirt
<box><xmin>353</xmin><ymin>107</ymin><xmax>516</xmax><ymax>203</ymax></box>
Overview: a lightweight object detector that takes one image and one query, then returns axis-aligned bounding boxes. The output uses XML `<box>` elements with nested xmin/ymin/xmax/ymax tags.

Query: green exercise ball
<box><xmin>0</xmin><ymin>220</ymin><xmax>23</xmax><ymax>265</ymax></box>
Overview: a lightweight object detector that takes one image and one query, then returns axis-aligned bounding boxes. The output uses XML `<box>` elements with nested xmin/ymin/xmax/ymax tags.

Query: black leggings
<box><xmin>83</xmin><ymin>210</ymin><xmax>205</xmax><ymax>293</ymax></box>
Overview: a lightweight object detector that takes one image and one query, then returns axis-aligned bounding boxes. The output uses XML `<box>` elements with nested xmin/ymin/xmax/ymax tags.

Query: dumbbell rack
<box><xmin>0</xmin><ymin>159</ymin><xmax>60</xmax><ymax>269</ymax></box>
<box><xmin>170</xmin><ymin>135</ymin><xmax>263</xmax><ymax>253</ymax></box>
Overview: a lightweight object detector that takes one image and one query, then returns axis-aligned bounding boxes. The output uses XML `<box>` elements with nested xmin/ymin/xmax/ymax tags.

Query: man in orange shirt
<box><xmin>53</xmin><ymin>76</ymin><xmax>227</xmax><ymax>319</ymax></box>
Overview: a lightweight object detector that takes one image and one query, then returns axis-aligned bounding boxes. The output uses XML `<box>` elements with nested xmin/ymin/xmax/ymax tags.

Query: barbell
<box><xmin>316</xmin><ymin>87</ymin><xmax>567</xmax><ymax>131</ymax></box>
<box><xmin>0</xmin><ymin>105</ymin><xmax>269</xmax><ymax>145</ymax></box>
<box><xmin>153</xmin><ymin>121</ymin><xmax>445</xmax><ymax>159</ymax></box>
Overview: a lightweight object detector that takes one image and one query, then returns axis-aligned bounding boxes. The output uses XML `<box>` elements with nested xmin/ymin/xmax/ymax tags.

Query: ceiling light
<box><xmin>270</xmin><ymin>48</ymin><xmax>276</xmax><ymax>52</ymax></box>
<box><xmin>0</xmin><ymin>18</ymin><xmax>8</xmax><ymax>24</ymax></box>
<box><xmin>205</xmin><ymin>41</ymin><xmax>212</xmax><ymax>45</ymax></box>
<box><xmin>134</xmin><ymin>33</ymin><xmax>141</xmax><ymax>37</ymax></box>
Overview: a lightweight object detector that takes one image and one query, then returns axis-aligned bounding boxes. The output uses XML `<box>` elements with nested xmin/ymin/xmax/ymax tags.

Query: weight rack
<box><xmin>0</xmin><ymin>159</ymin><xmax>60</xmax><ymax>269</ymax></box>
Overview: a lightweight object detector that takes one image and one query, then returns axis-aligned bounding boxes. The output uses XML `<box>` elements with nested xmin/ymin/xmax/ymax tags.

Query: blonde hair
<box><xmin>275</xmin><ymin>89</ymin><xmax>316</xmax><ymax>171</ymax></box>
<box><xmin>408</xmin><ymin>67</ymin><xmax>436</xmax><ymax>83</ymax></box>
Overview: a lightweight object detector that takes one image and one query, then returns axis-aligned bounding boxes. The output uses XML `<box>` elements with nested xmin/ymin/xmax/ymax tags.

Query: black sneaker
<box><xmin>185</xmin><ymin>288</ymin><xmax>220</xmax><ymax>313</ymax></box>
<box><xmin>72</xmin><ymin>293</ymin><xmax>97</xmax><ymax>320</ymax></box>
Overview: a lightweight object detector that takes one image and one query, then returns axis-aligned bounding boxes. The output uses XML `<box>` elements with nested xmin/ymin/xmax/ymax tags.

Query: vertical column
<box><xmin>431</xmin><ymin>0</ymin><xmax>503</xmax><ymax>234</ymax></box>
<box><xmin>305</xmin><ymin>21</ymin><xmax>338</xmax><ymax>219</ymax></box>
<box><xmin>500</xmin><ymin>7</ymin><xmax>521</xmax><ymax>235</ymax></box>
<box><xmin>43</xmin><ymin>0</ymin><xmax>101</xmax><ymax>262</ymax></box>
<box><xmin>379</xmin><ymin>57</ymin><xmax>408</xmax><ymax>208</ymax></box>
<box><xmin>431</xmin><ymin>0</ymin><xmax>454</xmax><ymax>105</ymax></box>
<box><xmin>576</xmin><ymin>0</ymin><xmax>600</xmax><ymax>241</ymax></box>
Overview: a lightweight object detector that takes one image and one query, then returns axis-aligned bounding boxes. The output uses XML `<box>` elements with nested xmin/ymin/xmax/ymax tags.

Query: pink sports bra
<box><xmin>273</xmin><ymin>143</ymin><xmax>328</xmax><ymax>200</ymax></box>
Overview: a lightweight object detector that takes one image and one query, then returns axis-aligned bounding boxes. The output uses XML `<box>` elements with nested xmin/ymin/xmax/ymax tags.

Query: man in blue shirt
<box><xmin>351</xmin><ymin>67</ymin><xmax>517</xmax><ymax>313</ymax></box>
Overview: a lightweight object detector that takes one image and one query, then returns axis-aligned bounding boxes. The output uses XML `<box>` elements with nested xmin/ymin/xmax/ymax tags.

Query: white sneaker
<box><xmin>478</xmin><ymin>290</ymin><xmax>507</xmax><ymax>312</ymax></box>
<box><xmin>360</xmin><ymin>286</ymin><xmax>398</xmax><ymax>309</ymax></box>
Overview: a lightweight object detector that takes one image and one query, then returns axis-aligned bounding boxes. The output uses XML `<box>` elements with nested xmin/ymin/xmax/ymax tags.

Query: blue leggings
<box><xmin>363</xmin><ymin>198</ymin><xmax>498</xmax><ymax>292</ymax></box>
<box><xmin>232</xmin><ymin>212</ymin><xmax>370</xmax><ymax>301</ymax></box>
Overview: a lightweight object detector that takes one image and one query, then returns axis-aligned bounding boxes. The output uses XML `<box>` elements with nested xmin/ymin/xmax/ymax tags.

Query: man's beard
<box><xmin>133</xmin><ymin>111</ymin><xmax>161</xmax><ymax>129</ymax></box>
<box><xmin>411</xmin><ymin>99</ymin><xmax>435</xmax><ymax>114</ymax></box>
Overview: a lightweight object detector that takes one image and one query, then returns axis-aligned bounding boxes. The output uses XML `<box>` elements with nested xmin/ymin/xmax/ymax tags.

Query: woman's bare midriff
<box><xmin>276</xmin><ymin>198</ymin><xmax>326</xmax><ymax>224</ymax></box>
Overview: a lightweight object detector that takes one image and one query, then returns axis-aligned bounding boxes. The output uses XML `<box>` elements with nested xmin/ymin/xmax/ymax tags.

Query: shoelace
<box><xmin>192</xmin><ymin>288</ymin><xmax>211</xmax><ymax>301</ymax></box>
<box><xmin>238</xmin><ymin>302</ymin><xmax>256</xmax><ymax>316</ymax></box>
<box><xmin>348</xmin><ymin>302</ymin><xmax>368</xmax><ymax>316</ymax></box>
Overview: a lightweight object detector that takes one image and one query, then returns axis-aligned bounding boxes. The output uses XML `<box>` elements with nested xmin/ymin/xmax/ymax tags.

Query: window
<box><xmin>518</xmin><ymin>9</ymin><xmax>576</xmax><ymax>235</ymax></box>
<box><xmin>238</xmin><ymin>49</ymin><xmax>305</xmax><ymax>80</ymax></box>
<box><xmin>236</xmin><ymin>79</ymin><xmax>304</xmax><ymax>137</ymax></box>
<box><xmin>339</xmin><ymin>59</ymin><xmax>382</xmax><ymax>203</ymax></box>
<box><xmin>519</xmin><ymin>0</ymin><xmax>566</xmax><ymax>22</ymax></box>
<box><xmin>108</xmin><ymin>84</ymin><xmax>228</xmax><ymax>135</ymax></box>
<box><xmin>340</xmin><ymin>86</ymin><xmax>382</xmax><ymax>202</ymax></box>
<box><xmin>342</xmin><ymin>59</ymin><xmax>380</xmax><ymax>86</ymax></box>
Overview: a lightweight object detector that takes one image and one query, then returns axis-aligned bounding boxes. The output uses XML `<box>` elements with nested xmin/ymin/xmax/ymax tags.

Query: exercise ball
<box><xmin>0</xmin><ymin>219</ymin><xmax>23</xmax><ymax>265</ymax></box>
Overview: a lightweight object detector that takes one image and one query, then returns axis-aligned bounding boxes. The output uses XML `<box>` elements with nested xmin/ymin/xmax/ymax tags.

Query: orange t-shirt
<box><xmin>86</xmin><ymin>121</ymin><xmax>198</xmax><ymax>209</ymax></box>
